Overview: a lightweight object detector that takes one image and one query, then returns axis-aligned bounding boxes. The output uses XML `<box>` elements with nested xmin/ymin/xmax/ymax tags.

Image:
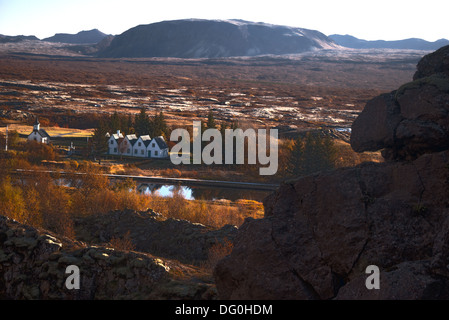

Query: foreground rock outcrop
<box><xmin>214</xmin><ymin>46</ymin><xmax>449</xmax><ymax>300</ymax></box>
<box><xmin>0</xmin><ymin>214</ymin><xmax>216</xmax><ymax>299</ymax></box>
<box><xmin>74</xmin><ymin>209</ymin><xmax>237</xmax><ymax>265</ymax></box>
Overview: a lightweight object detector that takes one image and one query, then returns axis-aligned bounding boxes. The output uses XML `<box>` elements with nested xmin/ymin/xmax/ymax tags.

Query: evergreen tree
<box><xmin>206</xmin><ymin>111</ymin><xmax>216</xmax><ymax>129</ymax></box>
<box><xmin>151</xmin><ymin>111</ymin><xmax>170</xmax><ymax>138</ymax></box>
<box><xmin>134</xmin><ymin>107</ymin><xmax>151</xmax><ymax>137</ymax></box>
<box><xmin>220</xmin><ymin>122</ymin><xmax>227</xmax><ymax>159</ymax></box>
<box><xmin>219</xmin><ymin>122</ymin><xmax>227</xmax><ymax>136</ymax></box>
<box><xmin>109</xmin><ymin>112</ymin><xmax>119</xmax><ymax>132</ymax></box>
<box><xmin>124</xmin><ymin>115</ymin><xmax>135</xmax><ymax>134</ymax></box>
<box><xmin>91</xmin><ymin>119</ymin><xmax>109</xmax><ymax>157</ymax></box>
<box><xmin>288</xmin><ymin>132</ymin><xmax>337</xmax><ymax>177</ymax></box>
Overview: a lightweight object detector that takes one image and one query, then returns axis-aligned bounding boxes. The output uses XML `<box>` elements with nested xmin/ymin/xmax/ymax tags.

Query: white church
<box><xmin>27</xmin><ymin>118</ymin><xmax>51</xmax><ymax>144</ymax></box>
<box><xmin>107</xmin><ymin>130</ymin><xmax>169</xmax><ymax>158</ymax></box>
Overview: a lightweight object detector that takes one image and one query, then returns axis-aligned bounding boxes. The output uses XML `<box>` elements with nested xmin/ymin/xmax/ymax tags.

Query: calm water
<box><xmin>139</xmin><ymin>184</ymin><xmax>272</xmax><ymax>202</ymax></box>
<box><xmin>52</xmin><ymin>177</ymin><xmax>272</xmax><ymax>202</ymax></box>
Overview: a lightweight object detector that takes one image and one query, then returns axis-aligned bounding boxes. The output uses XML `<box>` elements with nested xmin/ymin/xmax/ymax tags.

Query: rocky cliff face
<box><xmin>214</xmin><ymin>45</ymin><xmax>449</xmax><ymax>300</ymax></box>
<box><xmin>350</xmin><ymin>45</ymin><xmax>449</xmax><ymax>161</ymax></box>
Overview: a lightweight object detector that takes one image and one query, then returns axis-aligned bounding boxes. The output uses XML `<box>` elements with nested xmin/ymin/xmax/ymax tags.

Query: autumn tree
<box><xmin>110</xmin><ymin>230</ymin><xmax>136</xmax><ymax>251</ymax></box>
<box><xmin>0</xmin><ymin>177</ymin><xmax>26</xmax><ymax>223</ymax></box>
<box><xmin>8</xmin><ymin>130</ymin><xmax>20</xmax><ymax>149</ymax></box>
<box><xmin>23</xmin><ymin>140</ymin><xmax>58</xmax><ymax>164</ymax></box>
<box><xmin>69</xmin><ymin>163</ymin><xmax>111</xmax><ymax>216</ymax></box>
<box><xmin>276</xmin><ymin>138</ymin><xmax>295</xmax><ymax>177</ymax></box>
<box><xmin>0</xmin><ymin>130</ymin><xmax>19</xmax><ymax>151</ymax></box>
<box><xmin>22</xmin><ymin>185</ymin><xmax>43</xmax><ymax>228</ymax></box>
<box><xmin>70</xmin><ymin>162</ymin><xmax>109</xmax><ymax>196</ymax></box>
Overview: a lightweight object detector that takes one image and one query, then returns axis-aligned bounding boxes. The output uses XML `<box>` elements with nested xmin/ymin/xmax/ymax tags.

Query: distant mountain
<box><xmin>43</xmin><ymin>29</ymin><xmax>108</xmax><ymax>44</ymax></box>
<box><xmin>98</xmin><ymin>19</ymin><xmax>340</xmax><ymax>58</ymax></box>
<box><xmin>329</xmin><ymin>34</ymin><xmax>449</xmax><ymax>50</ymax></box>
<box><xmin>0</xmin><ymin>35</ymin><xmax>39</xmax><ymax>43</ymax></box>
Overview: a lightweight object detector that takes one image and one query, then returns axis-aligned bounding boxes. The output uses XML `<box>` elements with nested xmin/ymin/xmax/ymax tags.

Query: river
<box><xmin>139</xmin><ymin>183</ymin><xmax>272</xmax><ymax>202</ymax></box>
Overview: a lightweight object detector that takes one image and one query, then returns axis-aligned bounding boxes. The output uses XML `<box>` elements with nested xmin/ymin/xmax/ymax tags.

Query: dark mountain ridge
<box><xmin>330</xmin><ymin>34</ymin><xmax>449</xmax><ymax>50</ymax></box>
<box><xmin>43</xmin><ymin>29</ymin><xmax>108</xmax><ymax>44</ymax></box>
<box><xmin>0</xmin><ymin>34</ymin><xmax>39</xmax><ymax>43</ymax></box>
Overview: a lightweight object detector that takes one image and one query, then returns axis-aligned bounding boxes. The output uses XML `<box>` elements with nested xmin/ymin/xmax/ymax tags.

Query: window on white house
<box><xmin>114</xmin><ymin>148</ymin><xmax>117</xmax><ymax>152</ymax></box>
<box><xmin>138</xmin><ymin>142</ymin><xmax>141</xmax><ymax>147</ymax></box>
<box><xmin>152</xmin><ymin>143</ymin><xmax>155</xmax><ymax>147</ymax></box>
<box><xmin>155</xmin><ymin>151</ymin><xmax>158</xmax><ymax>156</ymax></box>
<box><xmin>135</xmin><ymin>149</ymin><xmax>137</xmax><ymax>154</ymax></box>
<box><xmin>111</xmin><ymin>140</ymin><xmax>114</xmax><ymax>144</ymax></box>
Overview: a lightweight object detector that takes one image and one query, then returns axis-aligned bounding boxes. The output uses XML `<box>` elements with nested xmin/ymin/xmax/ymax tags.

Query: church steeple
<box><xmin>33</xmin><ymin>117</ymin><xmax>40</xmax><ymax>131</ymax></box>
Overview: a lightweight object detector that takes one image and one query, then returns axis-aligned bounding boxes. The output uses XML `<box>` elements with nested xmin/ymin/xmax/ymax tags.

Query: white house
<box><xmin>107</xmin><ymin>130</ymin><xmax>124</xmax><ymax>155</ymax></box>
<box><xmin>133</xmin><ymin>135</ymin><xmax>151</xmax><ymax>158</ymax></box>
<box><xmin>105</xmin><ymin>130</ymin><xmax>169</xmax><ymax>159</ymax></box>
<box><xmin>120</xmin><ymin>134</ymin><xmax>138</xmax><ymax>157</ymax></box>
<box><xmin>147</xmin><ymin>136</ymin><xmax>169</xmax><ymax>158</ymax></box>
<box><xmin>28</xmin><ymin>118</ymin><xmax>51</xmax><ymax>144</ymax></box>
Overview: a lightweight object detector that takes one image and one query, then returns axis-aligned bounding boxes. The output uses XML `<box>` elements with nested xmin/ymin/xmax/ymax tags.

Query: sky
<box><xmin>0</xmin><ymin>0</ymin><xmax>447</xmax><ymax>41</ymax></box>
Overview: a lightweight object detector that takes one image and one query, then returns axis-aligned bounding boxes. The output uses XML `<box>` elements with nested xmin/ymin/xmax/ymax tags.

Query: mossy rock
<box><xmin>108</xmin><ymin>254</ymin><xmax>127</xmax><ymax>266</ymax></box>
<box><xmin>12</xmin><ymin>274</ymin><xmax>29</xmax><ymax>283</ymax></box>
<box><xmin>48</xmin><ymin>252</ymin><xmax>63</xmax><ymax>261</ymax></box>
<box><xmin>0</xmin><ymin>250</ymin><xmax>12</xmax><ymax>263</ymax></box>
<box><xmin>11</xmin><ymin>237</ymin><xmax>38</xmax><ymax>249</ymax></box>
<box><xmin>86</xmin><ymin>248</ymin><xmax>111</xmax><ymax>261</ymax></box>
<box><xmin>37</xmin><ymin>234</ymin><xmax>59</xmax><ymax>243</ymax></box>
<box><xmin>129</xmin><ymin>257</ymin><xmax>147</xmax><ymax>268</ymax></box>
<box><xmin>22</xmin><ymin>285</ymin><xmax>40</xmax><ymax>300</ymax></box>
<box><xmin>395</xmin><ymin>75</ymin><xmax>449</xmax><ymax>100</ymax></box>
<box><xmin>58</xmin><ymin>255</ymin><xmax>81</xmax><ymax>266</ymax></box>
<box><xmin>82</xmin><ymin>252</ymin><xmax>95</xmax><ymax>263</ymax></box>
<box><xmin>115</xmin><ymin>266</ymin><xmax>134</xmax><ymax>279</ymax></box>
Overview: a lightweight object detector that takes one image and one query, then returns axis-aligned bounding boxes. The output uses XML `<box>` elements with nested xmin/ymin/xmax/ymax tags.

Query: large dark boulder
<box><xmin>214</xmin><ymin>150</ymin><xmax>449</xmax><ymax>299</ymax></box>
<box><xmin>414</xmin><ymin>45</ymin><xmax>449</xmax><ymax>80</ymax></box>
<box><xmin>214</xmin><ymin>46</ymin><xmax>449</xmax><ymax>300</ymax></box>
<box><xmin>351</xmin><ymin>46</ymin><xmax>449</xmax><ymax>161</ymax></box>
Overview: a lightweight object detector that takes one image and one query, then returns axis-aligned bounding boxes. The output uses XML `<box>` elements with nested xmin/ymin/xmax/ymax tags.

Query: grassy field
<box><xmin>0</xmin><ymin>124</ymin><xmax>93</xmax><ymax>138</ymax></box>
